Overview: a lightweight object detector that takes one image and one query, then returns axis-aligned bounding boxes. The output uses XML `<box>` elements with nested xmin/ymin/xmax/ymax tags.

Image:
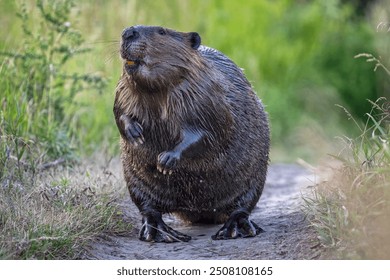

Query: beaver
<box><xmin>113</xmin><ymin>25</ymin><xmax>270</xmax><ymax>242</ymax></box>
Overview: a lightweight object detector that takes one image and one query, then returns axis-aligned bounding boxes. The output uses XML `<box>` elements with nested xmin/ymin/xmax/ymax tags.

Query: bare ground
<box><xmin>83</xmin><ymin>163</ymin><xmax>323</xmax><ymax>260</ymax></box>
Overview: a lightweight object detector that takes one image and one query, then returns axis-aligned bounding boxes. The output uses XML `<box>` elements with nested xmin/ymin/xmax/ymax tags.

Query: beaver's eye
<box><xmin>158</xmin><ymin>28</ymin><xmax>166</xmax><ymax>35</ymax></box>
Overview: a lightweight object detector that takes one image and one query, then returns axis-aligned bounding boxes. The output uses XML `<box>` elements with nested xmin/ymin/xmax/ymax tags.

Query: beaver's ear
<box><xmin>188</xmin><ymin>32</ymin><xmax>201</xmax><ymax>50</ymax></box>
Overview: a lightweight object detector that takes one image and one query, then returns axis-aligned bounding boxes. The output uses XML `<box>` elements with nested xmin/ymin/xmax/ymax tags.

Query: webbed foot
<box><xmin>211</xmin><ymin>210</ymin><xmax>263</xmax><ymax>240</ymax></box>
<box><xmin>139</xmin><ymin>212</ymin><xmax>191</xmax><ymax>243</ymax></box>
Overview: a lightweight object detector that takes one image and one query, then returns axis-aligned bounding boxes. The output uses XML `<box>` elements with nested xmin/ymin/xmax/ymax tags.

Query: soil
<box><xmin>83</xmin><ymin>163</ymin><xmax>324</xmax><ymax>260</ymax></box>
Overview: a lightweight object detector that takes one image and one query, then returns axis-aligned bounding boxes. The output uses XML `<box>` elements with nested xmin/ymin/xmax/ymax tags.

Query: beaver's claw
<box><xmin>157</xmin><ymin>151</ymin><xmax>180</xmax><ymax>175</ymax></box>
<box><xmin>124</xmin><ymin>119</ymin><xmax>144</xmax><ymax>145</ymax></box>
<box><xmin>212</xmin><ymin>210</ymin><xmax>263</xmax><ymax>240</ymax></box>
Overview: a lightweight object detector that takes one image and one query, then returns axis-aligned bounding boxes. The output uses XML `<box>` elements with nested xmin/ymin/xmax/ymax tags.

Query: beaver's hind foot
<box><xmin>211</xmin><ymin>209</ymin><xmax>263</xmax><ymax>240</ymax></box>
<box><xmin>139</xmin><ymin>212</ymin><xmax>192</xmax><ymax>243</ymax></box>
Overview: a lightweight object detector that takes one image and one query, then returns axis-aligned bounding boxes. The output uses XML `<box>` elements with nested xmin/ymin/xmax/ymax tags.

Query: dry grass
<box><xmin>304</xmin><ymin>166</ymin><xmax>390</xmax><ymax>259</ymax></box>
<box><xmin>0</xmin><ymin>155</ymin><xmax>130</xmax><ymax>259</ymax></box>
<box><xmin>304</xmin><ymin>98</ymin><xmax>390</xmax><ymax>259</ymax></box>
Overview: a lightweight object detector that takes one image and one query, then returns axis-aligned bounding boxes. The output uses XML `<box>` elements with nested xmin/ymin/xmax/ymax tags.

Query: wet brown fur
<box><xmin>114</xmin><ymin>25</ymin><xmax>269</xmax><ymax>226</ymax></box>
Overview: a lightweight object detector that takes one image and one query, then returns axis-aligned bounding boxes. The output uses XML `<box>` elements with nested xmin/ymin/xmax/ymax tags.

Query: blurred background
<box><xmin>1</xmin><ymin>0</ymin><xmax>389</xmax><ymax>164</ymax></box>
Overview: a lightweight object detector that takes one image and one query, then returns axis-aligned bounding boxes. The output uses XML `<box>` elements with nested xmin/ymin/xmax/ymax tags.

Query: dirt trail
<box><xmin>84</xmin><ymin>164</ymin><xmax>322</xmax><ymax>260</ymax></box>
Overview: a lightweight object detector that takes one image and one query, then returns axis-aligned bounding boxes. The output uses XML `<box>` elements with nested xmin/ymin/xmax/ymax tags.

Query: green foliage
<box><xmin>0</xmin><ymin>0</ymin><xmax>106</xmax><ymax>166</ymax></box>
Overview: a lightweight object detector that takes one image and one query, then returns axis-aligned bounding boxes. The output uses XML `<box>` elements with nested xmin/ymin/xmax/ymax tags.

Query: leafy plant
<box><xmin>0</xmin><ymin>0</ymin><xmax>106</xmax><ymax>164</ymax></box>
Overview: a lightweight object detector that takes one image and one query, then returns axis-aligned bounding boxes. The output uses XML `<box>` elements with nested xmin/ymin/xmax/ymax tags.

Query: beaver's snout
<box><xmin>120</xmin><ymin>26</ymin><xmax>145</xmax><ymax>73</ymax></box>
<box><xmin>122</xmin><ymin>26</ymin><xmax>140</xmax><ymax>42</ymax></box>
<box><xmin>121</xmin><ymin>26</ymin><xmax>142</xmax><ymax>58</ymax></box>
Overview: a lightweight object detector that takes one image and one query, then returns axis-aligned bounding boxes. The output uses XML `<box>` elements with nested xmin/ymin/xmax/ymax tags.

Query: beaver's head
<box><xmin>120</xmin><ymin>25</ymin><xmax>202</xmax><ymax>92</ymax></box>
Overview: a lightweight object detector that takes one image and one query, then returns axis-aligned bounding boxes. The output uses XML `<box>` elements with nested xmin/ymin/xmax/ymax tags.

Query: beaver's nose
<box><xmin>122</xmin><ymin>27</ymin><xmax>139</xmax><ymax>41</ymax></box>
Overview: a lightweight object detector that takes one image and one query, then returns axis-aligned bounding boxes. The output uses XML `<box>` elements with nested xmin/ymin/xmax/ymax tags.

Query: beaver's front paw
<box><xmin>120</xmin><ymin>116</ymin><xmax>144</xmax><ymax>145</ymax></box>
<box><xmin>157</xmin><ymin>151</ymin><xmax>180</xmax><ymax>175</ymax></box>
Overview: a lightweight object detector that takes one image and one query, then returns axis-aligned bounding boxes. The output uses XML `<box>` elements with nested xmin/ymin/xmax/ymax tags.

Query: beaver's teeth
<box><xmin>127</xmin><ymin>60</ymin><xmax>135</xmax><ymax>66</ymax></box>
